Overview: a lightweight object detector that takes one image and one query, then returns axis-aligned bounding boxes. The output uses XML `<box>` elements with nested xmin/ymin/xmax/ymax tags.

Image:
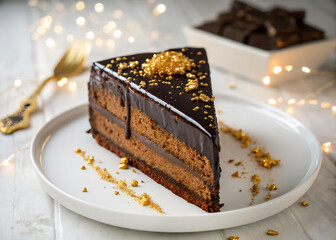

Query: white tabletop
<box><xmin>0</xmin><ymin>0</ymin><xmax>335</xmax><ymax>239</ymax></box>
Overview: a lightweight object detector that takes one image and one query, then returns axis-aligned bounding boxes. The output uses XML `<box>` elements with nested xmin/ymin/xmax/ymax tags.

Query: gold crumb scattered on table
<box><xmin>114</xmin><ymin>190</ymin><xmax>119</xmax><ymax>195</ymax></box>
<box><xmin>132</xmin><ymin>169</ymin><xmax>137</xmax><ymax>173</ymax></box>
<box><xmin>267</xmin><ymin>229</ymin><xmax>279</xmax><ymax>235</ymax></box>
<box><xmin>232</xmin><ymin>171</ymin><xmax>240</xmax><ymax>178</ymax></box>
<box><xmin>82</xmin><ymin>187</ymin><xmax>87</xmax><ymax>192</ymax></box>
<box><xmin>235</xmin><ymin>161</ymin><xmax>243</xmax><ymax>166</ymax></box>
<box><xmin>217</xmin><ymin>109</ymin><xmax>222</xmax><ymax>114</ymax></box>
<box><xmin>228</xmin><ymin>159</ymin><xmax>234</xmax><ymax>163</ymax></box>
<box><xmin>75</xmin><ymin>150</ymin><xmax>164</xmax><ymax>214</ymax></box>
<box><xmin>250</xmin><ymin>147</ymin><xmax>280</xmax><ymax>169</ymax></box>
<box><xmin>99</xmin><ymin>161</ymin><xmax>102</xmax><ymax>163</ymax></box>
<box><xmin>219</xmin><ymin>123</ymin><xmax>251</xmax><ymax>148</ymax></box>
<box><xmin>141</xmin><ymin>180</ymin><xmax>144</xmax><ymax>183</ymax></box>
<box><xmin>118</xmin><ymin>157</ymin><xmax>128</xmax><ymax>169</ymax></box>
<box><xmin>301</xmin><ymin>201</ymin><xmax>309</xmax><ymax>206</ymax></box>
<box><xmin>265</xmin><ymin>193</ymin><xmax>272</xmax><ymax>201</ymax></box>
<box><xmin>228</xmin><ymin>236</ymin><xmax>239</xmax><ymax>240</ymax></box>
<box><xmin>74</xmin><ymin>148</ymin><xmax>82</xmax><ymax>153</ymax></box>
<box><xmin>268</xmin><ymin>184</ymin><xmax>277</xmax><ymax>191</ymax></box>
<box><xmin>131</xmin><ymin>180</ymin><xmax>138</xmax><ymax>187</ymax></box>
<box><xmin>80</xmin><ymin>165</ymin><xmax>86</xmax><ymax>170</ymax></box>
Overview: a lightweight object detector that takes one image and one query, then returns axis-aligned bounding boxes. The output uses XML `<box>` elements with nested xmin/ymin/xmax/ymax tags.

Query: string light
<box><xmin>113</xmin><ymin>29</ymin><xmax>122</xmax><ymax>38</ymax></box>
<box><xmin>286</xmin><ymin>107</ymin><xmax>294</xmax><ymax>114</ymax></box>
<box><xmin>28</xmin><ymin>0</ymin><xmax>38</xmax><ymax>7</ymax></box>
<box><xmin>113</xmin><ymin>10</ymin><xmax>123</xmax><ymax>19</ymax></box>
<box><xmin>321</xmin><ymin>142</ymin><xmax>332</xmax><ymax>153</ymax></box>
<box><xmin>14</xmin><ymin>79</ymin><xmax>22</xmax><ymax>88</ymax></box>
<box><xmin>272</xmin><ymin>66</ymin><xmax>282</xmax><ymax>74</ymax></box>
<box><xmin>298</xmin><ymin>99</ymin><xmax>306</xmax><ymax>106</ymax></box>
<box><xmin>0</xmin><ymin>147</ymin><xmax>29</xmax><ymax>168</ymax></box>
<box><xmin>95</xmin><ymin>38</ymin><xmax>103</xmax><ymax>47</ymax></box>
<box><xmin>301</xmin><ymin>66</ymin><xmax>311</xmax><ymax>73</ymax></box>
<box><xmin>332</xmin><ymin>106</ymin><xmax>336</xmax><ymax>112</ymax></box>
<box><xmin>321</xmin><ymin>102</ymin><xmax>331</xmax><ymax>108</ymax></box>
<box><xmin>69</xmin><ymin>81</ymin><xmax>77</xmax><ymax>91</ymax></box>
<box><xmin>268</xmin><ymin>99</ymin><xmax>276</xmax><ymax>105</ymax></box>
<box><xmin>40</xmin><ymin>16</ymin><xmax>52</xmax><ymax>29</ymax></box>
<box><xmin>288</xmin><ymin>98</ymin><xmax>296</xmax><ymax>105</ymax></box>
<box><xmin>76</xmin><ymin>16</ymin><xmax>86</xmax><ymax>26</ymax></box>
<box><xmin>45</xmin><ymin>38</ymin><xmax>55</xmax><ymax>48</ymax></box>
<box><xmin>37</xmin><ymin>26</ymin><xmax>46</xmax><ymax>35</ymax></box>
<box><xmin>285</xmin><ymin>65</ymin><xmax>293</xmax><ymax>71</ymax></box>
<box><xmin>86</xmin><ymin>31</ymin><xmax>95</xmax><ymax>40</ymax></box>
<box><xmin>66</xmin><ymin>34</ymin><xmax>74</xmax><ymax>42</ymax></box>
<box><xmin>277</xmin><ymin>97</ymin><xmax>283</xmax><ymax>103</ymax></box>
<box><xmin>308</xmin><ymin>100</ymin><xmax>318</xmax><ymax>105</ymax></box>
<box><xmin>95</xmin><ymin>3</ymin><xmax>104</xmax><ymax>13</ymax></box>
<box><xmin>107</xmin><ymin>39</ymin><xmax>115</xmax><ymax>49</ymax></box>
<box><xmin>57</xmin><ymin>77</ymin><xmax>68</xmax><ymax>87</ymax></box>
<box><xmin>128</xmin><ymin>36</ymin><xmax>135</xmax><ymax>43</ymax></box>
<box><xmin>262</xmin><ymin>76</ymin><xmax>271</xmax><ymax>85</ymax></box>
<box><xmin>75</xmin><ymin>1</ymin><xmax>85</xmax><ymax>11</ymax></box>
<box><xmin>103</xmin><ymin>21</ymin><xmax>116</xmax><ymax>33</ymax></box>
<box><xmin>54</xmin><ymin>24</ymin><xmax>63</xmax><ymax>34</ymax></box>
<box><xmin>153</xmin><ymin>4</ymin><xmax>166</xmax><ymax>15</ymax></box>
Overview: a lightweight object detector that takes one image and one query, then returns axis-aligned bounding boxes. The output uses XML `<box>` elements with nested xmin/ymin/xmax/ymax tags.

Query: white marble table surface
<box><xmin>0</xmin><ymin>0</ymin><xmax>335</xmax><ymax>239</ymax></box>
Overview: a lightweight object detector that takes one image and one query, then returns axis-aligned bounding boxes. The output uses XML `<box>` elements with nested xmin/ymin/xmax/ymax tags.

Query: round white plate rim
<box><xmin>30</xmin><ymin>93</ymin><xmax>322</xmax><ymax>232</ymax></box>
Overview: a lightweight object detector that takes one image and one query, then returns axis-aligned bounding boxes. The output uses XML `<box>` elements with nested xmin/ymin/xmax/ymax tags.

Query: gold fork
<box><xmin>0</xmin><ymin>41</ymin><xmax>92</xmax><ymax>134</ymax></box>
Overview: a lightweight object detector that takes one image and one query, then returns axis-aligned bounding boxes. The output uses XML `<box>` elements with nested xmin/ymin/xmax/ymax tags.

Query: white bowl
<box><xmin>184</xmin><ymin>25</ymin><xmax>336</xmax><ymax>85</ymax></box>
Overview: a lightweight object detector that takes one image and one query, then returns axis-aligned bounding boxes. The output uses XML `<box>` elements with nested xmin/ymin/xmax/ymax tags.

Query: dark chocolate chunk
<box><xmin>299</xmin><ymin>24</ymin><xmax>324</xmax><ymax>43</ymax></box>
<box><xmin>248</xmin><ymin>33</ymin><xmax>300</xmax><ymax>50</ymax></box>
<box><xmin>222</xmin><ymin>20</ymin><xmax>261</xmax><ymax>42</ymax></box>
<box><xmin>197</xmin><ymin>21</ymin><xmax>223</xmax><ymax>35</ymax></box>
<box><xmin>231</xmin><ymin>0</ymin><xmax>252</xmax><ymax>18</ymax></box>
<box><xmin>245</xmin><ymin>8</ymin><xmax>268</xmax><ymax>24</ymax></box>
<box><xmin>265</xmin><ymin>17</ymin><xmax>298</xmax><ymax>36</ymax></box>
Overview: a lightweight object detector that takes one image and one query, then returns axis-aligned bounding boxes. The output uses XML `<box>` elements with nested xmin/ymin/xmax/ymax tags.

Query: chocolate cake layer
<box><xmin>89</xmin><ymin>84</ymin><xmax>214</xmax><ymax>184</ymax></box>
<box><xmin>89</xmin><ymin>127</ymin><xmax>220</xmax><ymax>212</ymax></box>
<box><xmin>89</xmin><ymin>107</ymin><xmax>217</xmax><ymax>201</ymax></box>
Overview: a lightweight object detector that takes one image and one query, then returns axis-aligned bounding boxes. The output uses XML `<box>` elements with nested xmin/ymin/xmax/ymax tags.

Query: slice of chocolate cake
<box><xmin>88</xmin><ymin>47</ymin><xmax>221</xmax><ymax>212</ymax></box>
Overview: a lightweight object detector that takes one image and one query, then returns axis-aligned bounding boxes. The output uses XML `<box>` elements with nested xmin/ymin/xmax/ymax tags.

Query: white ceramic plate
<box><xmin>31</xmin><ymin>94</ymin><xmax>322</xmax><ymax>232</ymax></box>
<box><xmin>184</xmin><ymin>26</ymin><xmax>336</xmax><ymax>85</ymax></box>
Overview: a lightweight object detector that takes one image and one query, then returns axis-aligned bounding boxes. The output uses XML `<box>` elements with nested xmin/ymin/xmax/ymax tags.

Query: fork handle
<box><xmin>0</xmin><ymin>76</ymin><xmax>55</xmax><ymax>134</ymax></box>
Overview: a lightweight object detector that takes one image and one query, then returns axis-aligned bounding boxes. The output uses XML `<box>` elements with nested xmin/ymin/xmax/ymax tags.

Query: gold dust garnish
<box><xmin>114</xmin><ymin>190</ymin><xmax>119</xmax><ymax>195</ymax></box>
<box><xmin>268</xmin><ymin>184</ymin><xmax>277</xmax><ymax>191</ymax></box>
<box><xmin>88</xmin><ymin>156</ymin><xmax>94</xmax><ymax>164</ymax></box>
<box><xmin>235</xmin><ymin>161</ymin><xmax>243</xmax><ymax>166</ymax></box>
<box><xmin>219</xmin><ymin>123</ymin><xmax>251</xmax><ymax>148</ymax></box>
<box><xmin>267</xmin><ymin>229</ymin><xmax>279</xmax><ymax>235</ymax></box>
<box><xmin>142</xmin><ymin>51</ymin><xmax>195</xmax><ymax>77</ymax></box>
<box><xmin>232</xmin><ymin>171</ymin><xmax>240</xmax><ymax>178</ymax></box>
<box><xmin>250</xmin><ymin>174</ymin><xmax>261</xmax><ymax>201</ymax></box>
<box><xmin>250</xmin><ymin>147</ymin><xmax>281</xmax><ymax>169</ymax></box>
<box><xmin>228</xmin><ymin>237</ymin><xmax>239</xmax><ymax>240</ymax></box>
<box><xmin>75</xmin><ymin>148</ymin><xmax>82</xmax><ymax>153</ymax></box>
<box><xmin>193</xmin><ymin>106</ymin><xmax>199</xmax><ymax>111</ymax></box>
<box><xmin>185</xmin><ymin>78</ymin><xmax>199</xmax><ymax>92</ymax></box>
<box><xmin>81</xmin><ymin>166</ymin><xmax>86</xmax><ymax>170</ymax></box>
<box><xmin>75</xmin><ymin>150</ymin><xmax>164</xmax><ymax>214</ymax></box>
<box><xmin>118</xmin><ymin>157</ymin><xmax>128</xmax><ymax>169</ymax></box>
<box><xmin>139</xmin><ymin>81</ymin><xmax>146</xmax><ymax>89</ymax></box>
<box><xmin>131</xmin><ymin>180</ymin><xmax>138</xmax><ymax>187</ymax></box>
<box><xmin>265</xmin><ymin>193</ymin><xmax>272</xmax><ymax>201</ymax></box>
<box><xmin>106</xmin><ymin>63</ymin><xmax>112</xmax><ymax>68</ymax></box>
<box><xmin>301</xmin><ymin>201</ymin><xmax>309</xmax><ymax>206</ymax></box>
<box><xmin>82</xmin><ymin>187</ymin><xmax>87</xmax><ymax>192</ymax></box>
<box><xmin>205</xmin><ymin>105</ymin><xmax>211</xmax><ymax>108</ymax></box>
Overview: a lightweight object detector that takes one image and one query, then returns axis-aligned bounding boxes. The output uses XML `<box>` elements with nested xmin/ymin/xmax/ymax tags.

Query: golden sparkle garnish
<box><xmin>193</xmin><ymin>106</ymin><xmax>199</xmax><ymax>111</ymax></box>
<box><xmin>250</xmin><ymin>174</ymin><xmax>261</xmax><ymax>197</ymax></box>
<box><xmin>267</xmin><ymin>229</ymin><xmax>279</xmax><ymax>235</ymax></box>
<box><xmin>250</xmin><ymin>148</ymin><xmax>280</xmax><ymax>169</ymax></box>
<box><xmin>301</xmin><ymin>201</ymin><xmax>309</xmax><ymax>206</ymax></box>
<box><xmin>82</xmin><ymin>187</ymin><xmax>87</xmax><ymax>192</ymax></box>
<box><xmin>231</xmin><ymin>171</ymin><xmax>240</xmax><ymax>178</ymax></box>
<box><xmin>228</xmin><ymin>236</ymin><xmax>239</xmax><ymax>240</ymax></box>
<box><xmin>268</xmin><ymin>184</ymin><xmax>277</xmax><ymax>191</ymax></box>
<box><xmin>131</xmin><ymin>180</ymin><xmax>138</xmax><ymax>187</ymax></box>
<box><xmin>185</xmin><ymin>78</ymin><xmax>199</xmax><ymax>92</ymax></box>
<box><xmin>75</xmin><ymin>151</ymin><xmax>164</xmax><ymax>213</ymax></box>
<box><xmin>142</xmin><ymin>51</ymin><xmax>195</xmax><ymax>77</ymax></box>
<box><xmin>118</xmin><ymin>157</ymin><xmax>128</xmax><ymax>169</ymax></box>
<box><xmin>219</xmin><ymin>123</ymin><xmax>251</xmax><ymax>148</ymax></box>
<box><xmin>75</xmin><ymin>148</ymin><xmax>82</xmax><ymax>153</ymax></box>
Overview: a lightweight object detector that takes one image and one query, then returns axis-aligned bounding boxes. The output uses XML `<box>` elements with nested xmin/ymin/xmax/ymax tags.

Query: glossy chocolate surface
<box><xmin>88</xmin><ymin>47</ymin><xmax>220</xmax><ymax>186</ymax></box>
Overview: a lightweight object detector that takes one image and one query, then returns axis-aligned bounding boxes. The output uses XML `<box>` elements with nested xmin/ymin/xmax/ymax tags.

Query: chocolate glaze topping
<box><xmin>89</xmin><ymin>47</ymin><xmax>220</xmax><ymax>186</ymax></box>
